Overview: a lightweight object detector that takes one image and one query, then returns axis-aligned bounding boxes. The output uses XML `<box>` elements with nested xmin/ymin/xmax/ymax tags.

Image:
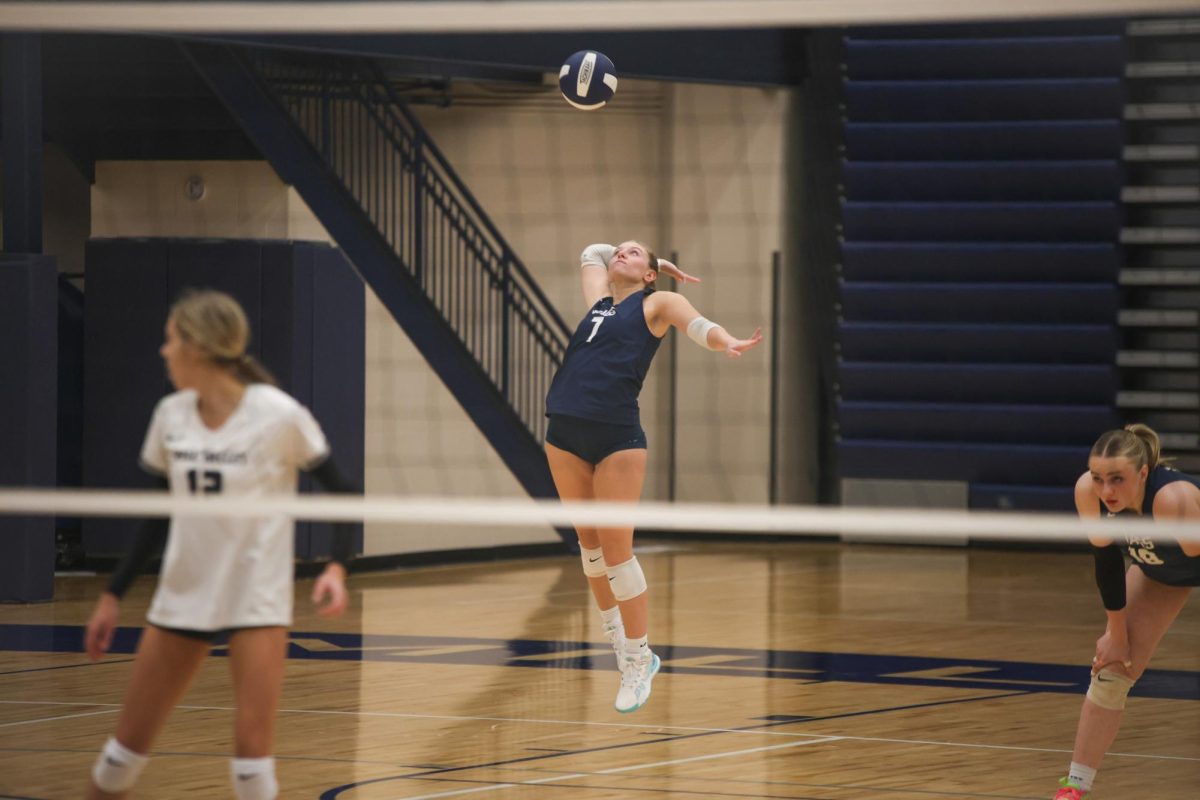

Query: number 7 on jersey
<box><xmin>586</xmin><ymin>315</ymin><xmax>605</xmax><ymax>342</ymax></box>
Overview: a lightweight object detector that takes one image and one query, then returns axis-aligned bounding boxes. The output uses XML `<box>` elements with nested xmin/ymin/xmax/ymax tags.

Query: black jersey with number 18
<box><xmin>1105</xmin><ymin>465</ymin><xmax>1200</xmax><ymax>587</ymax></box>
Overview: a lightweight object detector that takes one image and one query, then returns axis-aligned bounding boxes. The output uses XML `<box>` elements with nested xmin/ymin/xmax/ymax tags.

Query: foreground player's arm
<box><xmin>647</xmin><ymin>291</ymin><xmax>763</xmax><ymax>357</ymax></box>
<box><xmin>307</xmin><ymin>456</ymin><xmax>360</xmax><ymax>616</ymax></box>
<box><xmin>85</xmin><ymin>478</ymin><xmax>169</xmax><ymax>660</ymax></box>
<box><xmin>1152</xmin><ymin>482</ymin><xmax>1200</xmax><ymax>557</ymax></box>
<box><xmin>1075</xmin><ymin>470</ymin><xmax>1131</xmax><ymax>671</ymax></box>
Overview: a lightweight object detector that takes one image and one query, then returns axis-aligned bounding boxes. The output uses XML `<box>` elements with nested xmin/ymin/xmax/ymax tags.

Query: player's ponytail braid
<box><xmin>170</xmin><ymin>290</ymin><xmax>278</xmax><ymax>386</ymax></box>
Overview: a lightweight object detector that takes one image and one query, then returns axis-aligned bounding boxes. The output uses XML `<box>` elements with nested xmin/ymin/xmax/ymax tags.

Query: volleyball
<box><xmin>559</xmin><ymin>50</ymin><xmax>618</xmax><ymax>110</ymax></box>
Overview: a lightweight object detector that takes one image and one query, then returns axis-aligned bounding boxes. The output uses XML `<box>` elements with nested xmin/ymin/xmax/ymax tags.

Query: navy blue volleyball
<box><xmin>559</xmin><ymin>50</ymin><xmax>618</xmax><ymax>110</ymax></box>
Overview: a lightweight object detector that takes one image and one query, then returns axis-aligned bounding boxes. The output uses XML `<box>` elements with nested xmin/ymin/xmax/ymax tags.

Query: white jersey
<box><xmin>139</xmin><ymin>383</ymin><xmax>329</xmax><ymax>631</ymax></box>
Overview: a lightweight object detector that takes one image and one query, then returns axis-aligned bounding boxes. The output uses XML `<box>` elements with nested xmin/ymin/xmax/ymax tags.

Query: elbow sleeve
<box><xmin>1092</xmin><ymin>543</ymin><xmax>1127</xmax><ymax>611</ymax></box>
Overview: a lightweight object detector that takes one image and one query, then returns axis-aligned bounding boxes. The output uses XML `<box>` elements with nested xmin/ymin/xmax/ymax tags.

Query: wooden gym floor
<box><xmin>1</xmin><ymin>540</ymin><xmax>1197</xmax><ymax>799</ymax></box>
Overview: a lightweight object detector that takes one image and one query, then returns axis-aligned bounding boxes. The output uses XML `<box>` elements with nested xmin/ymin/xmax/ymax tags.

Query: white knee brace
<box><xmin>1086</xmin><ymin>667</ymin><xmax>1136</xmax><ymax>711</ymax></box>
<box><xmin>92</xmin><ymin>737</ymin><xmax>149</xmax><ymax>794</ymax></box>
<box><xmin>606</xmin><ymin>556</ymin><xmax>647</xmax><ymax>601</ymax></box>
<box><xmin>580</xmin><ymin>546</ymin><xmax>608</xmax><ymax>578</ymax></box>
<box><xmin>232</xmin><ymin>756</ymin><xmax>279</xmax><ymax>800</ymax></box>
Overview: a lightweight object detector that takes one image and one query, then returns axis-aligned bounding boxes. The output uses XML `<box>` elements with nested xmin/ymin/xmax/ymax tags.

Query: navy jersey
<box><xmin>546</xmin><ymin>292</ymin><xmax>663</xmax><ymax>425</ymax></box>
<box><xmin>1104</xmin><ymin>465</ymin><xmax>1200</xmax><ymax>587</ymax></box>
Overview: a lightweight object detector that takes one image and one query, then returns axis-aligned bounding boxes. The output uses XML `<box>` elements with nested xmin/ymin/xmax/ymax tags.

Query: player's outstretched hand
<box><xmin>725</xmin><ymin>327</ymin><xmax>763</xmax><ymax>358</ymax></box>
<box><xmin>655</xmin><ymin>259</ymin><xmax>701</xmax><ymax>286</ymax></box>
<box><xmin>85</xmin><ymin>593</ymin><xmax>119</xmax><ymax>661</ymax></box>
<box><xmin>312</xmin><ymin>562</ymin><xmax>349</xmax><ymax>617</ymax></box>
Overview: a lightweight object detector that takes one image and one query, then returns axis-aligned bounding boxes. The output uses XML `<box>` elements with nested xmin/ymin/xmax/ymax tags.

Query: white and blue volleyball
<box><xmin>559</xmin><ymin>50</ymin><xmax>618</xmax><ymax>110</ymax></box>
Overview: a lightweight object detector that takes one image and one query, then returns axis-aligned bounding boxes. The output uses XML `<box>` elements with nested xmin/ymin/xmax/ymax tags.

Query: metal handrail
<box><xmin>246</xmin><ymin>52</ymin><xmax>571</xmax><ymax>443</ymax></box>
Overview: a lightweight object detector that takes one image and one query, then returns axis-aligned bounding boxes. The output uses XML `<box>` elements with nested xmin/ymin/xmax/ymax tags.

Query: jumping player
<box><xmin>544</xmin><ymin>241</ymin><xmax>762</xmax><ymax>713</ymax></box>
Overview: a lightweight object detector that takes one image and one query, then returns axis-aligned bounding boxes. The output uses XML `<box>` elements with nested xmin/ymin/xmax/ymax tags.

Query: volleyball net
<box><xmin>0</xmin><ymin>0</ymin><xmax>1195</xmax><ymax>34</ymax></box>
<box><xmin>1</xmin><ymin>488</ymin><xmax>1195</xmax><ymax>546</ymax></box>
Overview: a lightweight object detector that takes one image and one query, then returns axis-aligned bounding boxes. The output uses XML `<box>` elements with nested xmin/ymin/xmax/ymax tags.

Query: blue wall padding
<box><xmin>845</xmin><ymin>121</ymin><xmax>1122</xmax><ymax>161</ymax></box>
<box><xmin>81</xmin><ymin>240</ymin><xmax>170</xmax><ymax>553</ymax></box>
<box><xmin>834</xmin><ymin>22</ymin><xmax>1123</xmax><ymax>505</ymax></box>
<box><xmin>837</xmin><ymin>363</ymin><xmax>1117</xmax><ymax>404</ymax></box>
<box><xmin>82</xmin><ymin>238</ymin><xmax>364</xmax><ymax>561</ymax></box>
<box><xmin>838</xmin><ymin>439</ymin><xmax>1087</xmax><ymax>486</ymax></box>
<box><xmin>969</xmin><ymin>483</ymin><xmax>1076</xmax><ymax>512</ymax></box>
<box><xmin>844</xmin><ymin>37</ymin><xmax>1124</xmax><ymax>80</ymax></box>
<box><xmin>0</xmin><ymin>254</ymin><xmax>58</xmax><ymax>601</ymax></box>
<box><xmin>841</xmin><ymin>201</ymin><xmax>1120</xmax><ymax>242</ymax></box>
<box><xmin>839</xmin><ymin>283</ymin><xmax>1118</xmax><ymax>324</ymax></box>
<box><xmin>838</xmin><ymin>322</ymin><xmax>1118</xmax><ymax>363</ymax></box>
<box><xmin>837</xmin><ymin>401</ymin><xmax>1118</xmax><ymax>445</ymax></box>
<box><xmin>309</xmin><ymin>245</ymin><xmax>366</xmax><ymax>560</ymax></box>
<box><xmin>845</xmin><ymin>79</ymin><xmax>1123</xmax><ymax>122</ymax></box>
<box><xmin>843</xmin><ymin>161</ymin><xmax>1121</xmax><ymax>202</ymax></box>
<box><xmin>841</xmin><ymin>242</ymin><xmax>1119</xmax><ymax>283</ymax></box>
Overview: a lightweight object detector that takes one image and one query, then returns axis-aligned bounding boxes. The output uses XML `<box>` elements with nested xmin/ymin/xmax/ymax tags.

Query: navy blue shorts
<box><xmin>153</xmin><ymin>623</ymin><xmax>277</xmax><ymax>644</ymax></box>
<box><xmin>546</xmin><ymin>414</ymin><xmax>647</xmax><ymax>466</ymax></box>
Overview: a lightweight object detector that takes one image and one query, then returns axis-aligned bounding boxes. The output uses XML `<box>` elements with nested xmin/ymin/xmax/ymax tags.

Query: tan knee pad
<box><xmin>1086</xmin><ymin>667</ymin><xmax>1135</xmax><ymax>710</ymax></box>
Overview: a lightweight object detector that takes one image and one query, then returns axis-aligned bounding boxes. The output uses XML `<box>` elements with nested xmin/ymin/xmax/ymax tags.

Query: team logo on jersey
<box><xmin>1125</xmin><ymin>535</ymin><xmax>1165</xmax><ymax>566</ymax></box>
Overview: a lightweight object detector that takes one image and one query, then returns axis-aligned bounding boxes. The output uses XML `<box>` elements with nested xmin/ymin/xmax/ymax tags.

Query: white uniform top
<box><xmin>139</xmin><ymin>384</ymin><xmax>329</xmax><ymax>631</ymax></box>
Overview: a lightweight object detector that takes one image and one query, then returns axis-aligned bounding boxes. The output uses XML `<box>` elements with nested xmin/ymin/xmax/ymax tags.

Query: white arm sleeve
<box><xmin>580</xmin><ymin>243</ymin><xmax>615</xmax><ymax>269</ymax></box>
<box><xmin>687</xmin><ymin>316</ymin><xmax>723</xmax><ymax>351</ymax></box>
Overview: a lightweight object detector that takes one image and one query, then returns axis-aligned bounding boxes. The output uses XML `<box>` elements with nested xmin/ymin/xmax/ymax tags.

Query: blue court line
<box><xmin>4</xmin><ymin>624</ymin><xmax>1198</xmax><ymax>701</ymax></box>
<box><xmin>317</xmin><ymin>690</ymin><xmax>1032</xmax><ymax>799</ymax></box>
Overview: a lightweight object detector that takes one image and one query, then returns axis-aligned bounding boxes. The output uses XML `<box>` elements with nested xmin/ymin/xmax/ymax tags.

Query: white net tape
<box><xmin>1</xmin><ymin>488</ymin><xmax>1197</xmax><ymax>545</ymax></box>
<box><xmin>0</xmin><ymin>0</ymin><xmax>1194</xmax><ymax>34</ymax></box>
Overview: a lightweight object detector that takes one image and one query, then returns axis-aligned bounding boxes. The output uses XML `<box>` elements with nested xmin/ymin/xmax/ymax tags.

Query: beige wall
<box><xmin>667</xmin><ymin>84</ymin><xmax>785</xmax><ymax>504</ymax></box>
<box><xmin>88</xmin><ymin>78</ymin><xmax>790</xmax><ymax>554</ymax></box>
<box><xmin>92</xmin><ymin>161</ymin><xmax>291</xmax><ymax>238</ymax></box>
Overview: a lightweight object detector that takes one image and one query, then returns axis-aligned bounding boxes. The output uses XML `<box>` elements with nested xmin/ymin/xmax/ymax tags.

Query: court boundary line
<box><xmin>348</xmin><ymin>737</ymin><xmax>845</xmax><ymax>800</ymax></box>
<box><xmin>0</xmin><ymin>658</ymin><xmax>136</xmax><ymax>677</ymax></box>
<box><xmin>2</xmin><ymin>696</ymin><xmax>1198</xmax><ymax>763</ymax></box>
<box><xmin>0</xmin><ymin>708</ymin><xmax>120</xmax><ymax>729</ymax></box>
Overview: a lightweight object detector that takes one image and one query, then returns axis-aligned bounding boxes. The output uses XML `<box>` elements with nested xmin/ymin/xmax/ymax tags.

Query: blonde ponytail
<box><xmin>1090</xmin><ymin>423</ymin><xmax>1165</xmax><ymax>471</ymax></box>
<box><xmin>170</xmin><ymin>290</ymin><xmax>277</xmax><ymax>386</ymax></box>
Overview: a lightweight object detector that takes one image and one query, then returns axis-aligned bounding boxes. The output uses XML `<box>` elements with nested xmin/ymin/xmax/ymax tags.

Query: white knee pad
<box><xmin>580</xmin><ymin>546</ymin><xmax>608</xmax><ymax>578</ymax></box>
<box><xmin>92</xmin><ymin>737</ymin><xmax>149</xmax><ymax>794</ymax></box>
<box><xmin>1086</xmin><ymin>667</ymin><xmax>1136</xmax><ymax>711</ymax></box>
<box><xmin>231</xmin><ymin>756</ymin><xmax>278</xmax><ymax>800</ymax></box>
<box><xmin>606</xmin><ymin>556</ymin><xmax>647</xmax><ymax>602</ymax></box>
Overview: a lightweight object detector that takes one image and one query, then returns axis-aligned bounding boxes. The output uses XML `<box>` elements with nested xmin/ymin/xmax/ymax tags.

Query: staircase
<box><xmin>1120</xmin><ymin>17</ymin><xmax>1200</xmax><ymax>472</ymax></box>
<box><xmin>181</xmin><ymin>44</ymin><xmax>571</xmax><ymax>505</ymax></box>
<box><xmin>836</xmin><ymin>20</ymin><xmax>1127</xmax><ymax>512</ymax></box>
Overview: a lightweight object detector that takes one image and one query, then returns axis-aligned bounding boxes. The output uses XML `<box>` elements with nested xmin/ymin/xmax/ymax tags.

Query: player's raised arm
<box><xmin>646</xmin><ymin>291</ymin><xmax>763</xmax><ymax>358</ymax></box>
<box><xmin>579</xmin><ymin>243</ymin><xmax>614</xmax><ymax>308</ymax></box>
